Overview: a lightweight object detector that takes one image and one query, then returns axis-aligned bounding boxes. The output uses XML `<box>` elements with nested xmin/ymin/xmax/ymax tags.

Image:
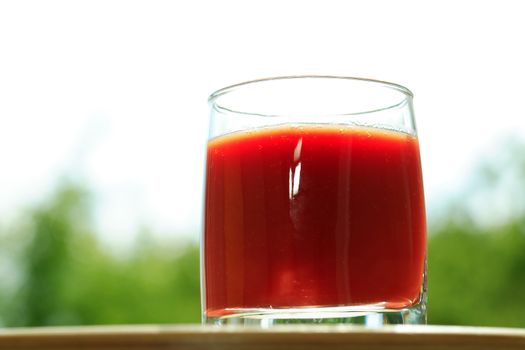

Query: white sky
<box><xmin>1</xmin><ymin>0</ymin><xmax>524</xmax><ymax>245</ymax></box>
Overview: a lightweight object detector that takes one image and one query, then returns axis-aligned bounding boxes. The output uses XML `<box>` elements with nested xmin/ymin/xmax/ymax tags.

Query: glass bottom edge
<box><xmin>204</xmin><ymin>302</ymin><xmax>426</xmax><ymax>326</ymax></box>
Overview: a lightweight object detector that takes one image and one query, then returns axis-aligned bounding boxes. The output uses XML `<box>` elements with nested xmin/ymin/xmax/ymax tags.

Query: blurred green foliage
<box><xmin>427</xmin><ymin>139</ymin><xmax>525</xmax><ymax>327</ymax></box>
<box><xmin>0</xmin><ymin>183</ymin><xmax>200</xmax><ymax>326</ymax></box>
<box><xmin>0</xmin><ymin>140</ymin><xmax>524</xmax><ymax>327</ymax></box>
<box><xmin>428</xmin><ymin>219</ymin><xmax>525</xmax><ymax>326</ymax></box>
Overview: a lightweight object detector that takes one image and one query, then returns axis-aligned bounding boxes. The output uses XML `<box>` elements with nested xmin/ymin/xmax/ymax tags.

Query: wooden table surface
<box><xmin>1</xmin><ymin>325</ymin><xmax>524</xmax><ymax>350</ymax></box>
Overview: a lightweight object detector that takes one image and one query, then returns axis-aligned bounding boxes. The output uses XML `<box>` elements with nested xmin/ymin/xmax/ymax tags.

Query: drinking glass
<box><xmin>203</xmin><ymin>76</ymin><xmax>427</xmax><ymax>326</ymax></box>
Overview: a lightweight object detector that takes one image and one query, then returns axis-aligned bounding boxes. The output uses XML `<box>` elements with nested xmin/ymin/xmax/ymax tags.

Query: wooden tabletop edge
<box><xmin>1</xmin><ymin>324</ymin><xmax>524</xmax><ymax>337</ymax></box>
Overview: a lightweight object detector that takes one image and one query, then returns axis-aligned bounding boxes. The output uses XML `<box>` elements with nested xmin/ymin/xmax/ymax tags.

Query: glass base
<box><xmin>204</xmin><ymin>302</ymin><xmax>426</xmax><ymax>327</ymax></box>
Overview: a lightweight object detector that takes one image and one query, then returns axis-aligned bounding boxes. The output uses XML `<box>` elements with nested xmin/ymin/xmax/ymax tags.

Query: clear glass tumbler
<box><xmin>203</xmin><ymin>76</ymin><xmax>427</xmax><ymax>326</ymax></box>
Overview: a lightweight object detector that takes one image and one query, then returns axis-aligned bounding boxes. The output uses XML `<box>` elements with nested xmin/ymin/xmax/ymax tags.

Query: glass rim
<box><xmin>208</xmin><ymin>75</ymin><xmax>413</xmax><ymax>118</ymax></box>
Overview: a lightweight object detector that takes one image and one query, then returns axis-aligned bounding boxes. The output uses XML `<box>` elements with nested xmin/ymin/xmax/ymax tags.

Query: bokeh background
<box><xmin>1</xmin><ymin>0</ymin><xmax>525</xmax><ymax>327</ymax></box>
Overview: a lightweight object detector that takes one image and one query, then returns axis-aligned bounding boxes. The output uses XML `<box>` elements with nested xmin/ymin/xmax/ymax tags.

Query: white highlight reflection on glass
<box><xmin>289</xmin><ymin>138</ymin><xmax>303</xmax><ymax>199</ymax></box>
<box><xmin>293</xmin><ymin>138</ymin><xmax>303</xmax><ymax>162</ymax></box>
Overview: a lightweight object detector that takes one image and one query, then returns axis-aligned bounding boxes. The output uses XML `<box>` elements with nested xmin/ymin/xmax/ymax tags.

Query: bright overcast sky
<box><xmin>1</xmin><ymin>1</ymin><xmax>524</xmax><ymax>245</ymax></box>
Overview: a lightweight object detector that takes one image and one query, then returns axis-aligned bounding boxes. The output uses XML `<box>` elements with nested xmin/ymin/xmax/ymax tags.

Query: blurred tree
<box><xmin>0</xmin><ymin>182</ymin><xmax>200</xmax><ymax>326</ymax></box>
<box><xmin>427</xmin><ymin>139</ymin><xmax>525</xmax><ymax>327</ymax></box>
<box><xmin>428</xmin><ymin>220</ymin><xmax>525</xmax><ymax>327</ymax></box>
<box><xmin>6</xmin><ymin>183</ymin><xmax>90</xmax><ymax>326</ymax></box>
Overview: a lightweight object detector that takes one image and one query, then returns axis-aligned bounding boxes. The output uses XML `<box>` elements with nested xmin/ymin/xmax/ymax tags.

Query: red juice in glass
<box><xmin>204</xmin><ymin>124</ymin><xmax>426</xmax><ymax>318</ymax></box>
